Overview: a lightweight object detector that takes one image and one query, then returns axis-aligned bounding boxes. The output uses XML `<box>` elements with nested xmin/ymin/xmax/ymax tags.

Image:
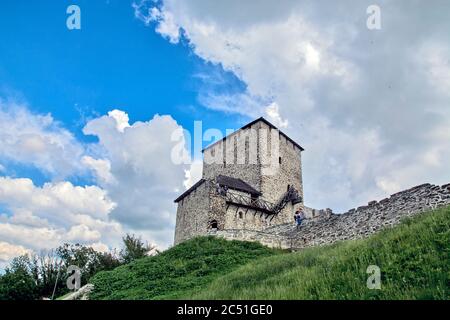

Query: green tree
<box><xmin>120</xmin><ymin>234</ymin><xmax>153</xmax><ymax>264</ymax></box>
<box><xmin>0</xmin><ymin>255</ymin><xmax>39</xmax><ymax>300</ymax></box>
<box><xmin>56</xmin><ymin>243</ymin><xmax>121</xmax><ymax>285</ymax></box>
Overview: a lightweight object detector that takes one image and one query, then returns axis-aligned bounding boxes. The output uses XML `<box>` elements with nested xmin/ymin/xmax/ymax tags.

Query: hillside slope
<box><xmin>189</xmin><ymin>205</ymin><xmax>450</xmax><ymax>300</ymax></box>
<box><xmin>91</xmin><ymin>206</ymin><xmax>449</xmax><ymax>300</ymax></box>
<box><xmin>90</xmin><ymin>237</ymin><xmax>280</xmax><ymax>300</ymax></box>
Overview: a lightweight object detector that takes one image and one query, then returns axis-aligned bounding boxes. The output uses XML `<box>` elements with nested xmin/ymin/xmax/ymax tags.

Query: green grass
<box><xmin>90</xmin><ymin>206</ymin><xmax>450</xmax><ymax>300</ymax></box>
<box><xmin>189</xmin><ymin>206</ymin><xmax>450</xmax><ymax>300</ymax></box>
<box><xmin>90</xmin><ymin>236</ymin><xmax>280</xmax><ymax>300</ymax></box>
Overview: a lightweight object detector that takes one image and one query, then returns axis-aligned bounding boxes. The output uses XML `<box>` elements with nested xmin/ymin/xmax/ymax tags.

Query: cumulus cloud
<box><xmin>265</xmin><ymin>102</ymin><xmax>288</xmax><ymax>129</ymax></box>
<box><xmin>139</xmin><ymin>0</ymin><xmax>450</xmax><ymax>211</ymax></box>
<box><xmin>0</xmin><ymin>104</ymin><xmax>192</xmax><ymax>268</ymax></box>
<box><xmin>0</xmin><ymin>242</ymin><xmax>31</xmax><ymax>265</ymax></box>
<box><xmin>184</xmin><ymin>159</ymin><xmax>203</xmax><ymax>189</ymax></box>
<box><xmin>83</xmin><ymin>112</ymin><xmax>190</xmax><ymax>246</ymax></box>
<box><xmin>82</xmin><ymin>156</ymin><xmax>116</xmax><ymax>185</ymax></box>
<box><xmin>0</xmin><ymin>99</ymin><xmax>86</xmax><ymax>179</ymax></box>
<box><xmin>0</xmin><ymin>177</ymin><xmax>120</xmax><ymax>253</ymax></box>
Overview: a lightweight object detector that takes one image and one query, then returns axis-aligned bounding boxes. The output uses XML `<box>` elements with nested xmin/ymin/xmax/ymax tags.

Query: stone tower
<box><xmin>174</xmin><ymin>117</ymin><xmax>304</xmax><ymax>245</ymax></box>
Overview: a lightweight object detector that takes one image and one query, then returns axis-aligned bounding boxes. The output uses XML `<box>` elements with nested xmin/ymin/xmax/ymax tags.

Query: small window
<box><xmin>238</xmin><ymin>212</ymin><xmax>244</xmax><ymax>219</ymax></box>
<box><xmin>210</xmin><ymin>148</ymin><xmax>215</xmax><ymax>157</ymax></box>
<box><xmin>279</xmin><ymin>157</ymin><xmax>282</xmax><ymax>164</ymax></box>
<box><xmin>210</xmin><ymin>220</ymin><xmax>218</xmax><ymax>229</ymax></box>
<box><xmin>287</xmin><ymin>185</ymin><xmax>290</xmax><ymax>192</ymax></box>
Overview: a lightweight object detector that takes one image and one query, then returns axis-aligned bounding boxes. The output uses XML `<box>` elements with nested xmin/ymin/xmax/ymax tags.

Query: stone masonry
<box><xmin>173</xmin><ymin>117</ymin><xmax>450</xmax><ymax>250</ymax></box>
<box><xmin>211</xmin><ymin>183</ymin><xmax>450</xmax><ymax>249</ymax></box>
<box><xmin>174</xmin><ymin>117</ymin><xmax>306</xmax><ymax>245</ymax></box>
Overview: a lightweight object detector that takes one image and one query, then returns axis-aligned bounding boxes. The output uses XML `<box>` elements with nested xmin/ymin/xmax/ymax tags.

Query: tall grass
<box><xmin>189</xmin><ymin>206</ymin><xmax>449</xmax><ymax>300</ymax></box>
<box><xmin>90</xmin><ymin>237</ymin><xmax>279</xmax><ymax>300</ymax></box>
<box><xmin>90</xmin><ymin>206</ymin><xmax>449</xmax><ymax>300</ymax></box>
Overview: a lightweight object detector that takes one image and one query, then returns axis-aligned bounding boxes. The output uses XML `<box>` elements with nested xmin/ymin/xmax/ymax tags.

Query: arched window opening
<box><xmin>210</xmin><ymin>220</ymin><xmax>218</xmax><ymax>229</ymax></box>
<box><xmin>238</xmin><ymin>211</ymin><xmax>244</xmax><ymax>219</ymax></box>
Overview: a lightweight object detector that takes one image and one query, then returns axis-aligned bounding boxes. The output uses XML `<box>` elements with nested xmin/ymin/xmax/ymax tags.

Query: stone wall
<box><xmin>222</xmin><ymin>190</ymin><xmax>294</xmax><ymax>231</ymax></box>
<box><xmin>259</xmin><ymin>121</ymin><xmax>304</xmax><ymax>226</ymax></box>
<box><xmin>203</xmin><ymin>121</ymin><xmax>262</xmax><ymax>191</ymax></box>
<box><xmin>202</xmin><ymin>118</ymin><xmax>305</xmax><ymax>229</ymax></box>
<box><xmin>174</xmin><ymin>182</ymin><xmax>211</xmax><ymax>244</ymax></box>
<box><xmin>303</xmin><ymin>206</ymin><xmax>332</xmax><ymax>219</ymax></box>
<box><xmin>210</xmin><ymin>183</ymin><xmax>450</xmax><ymax>250</ymax></box>
<box><xmin>208</xmin><ymin>228</ymin><xmax>292</xmax><ymax>249</ymax></box>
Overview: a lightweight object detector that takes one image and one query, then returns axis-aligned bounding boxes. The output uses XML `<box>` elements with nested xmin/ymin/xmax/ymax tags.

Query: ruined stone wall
<box><xmin>209</xmin><ymin>183</ymin><xmax>450</xmax><ymax>250</ymax></box>
<box><xmin>174</xmin><ymin>182</ymin><xmax>210</xmax><ymax>245</ymax></box>
<box><xmin>303</xmin><ymin>206</ymin><xmax>332</xmax><ymax>219</ymax></box>
<box><xmin>288</xmin><ymin>183</ymin><xmax>450</xmax><ymax>249</ymax></box>
<box><xmin>209</xmin><ymin>228</ymin><xmax>292</xmax><ymax>249</ymax></box>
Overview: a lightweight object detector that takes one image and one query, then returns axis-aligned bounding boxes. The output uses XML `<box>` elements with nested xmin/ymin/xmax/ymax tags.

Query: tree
<box><xmin>0</xmin><ymin>255</ymin><xmax>38</xmax><ymax>300</ymax></box>
<box><xmin>0</xmin><ymin>234</ymin><xmax>157</xmax><ymax>300</ymax></box>
<box><xmin>56</xmin><ymin>243</ymin><xmax>121</xmax><ymax>285</ymax></box>
<box><xmin>34</xmin><ymin>250</ymin><xmax>64</xmax><ymax>298</ymax></box>
<box><xmin>120</xmin><ymin>234</ymin><xmax>154</xmax><ymax>264</ymax></box>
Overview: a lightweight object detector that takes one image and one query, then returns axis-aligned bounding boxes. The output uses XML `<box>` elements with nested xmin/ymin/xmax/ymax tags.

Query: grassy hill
<box><xmin>91</xmin><ymin>206</ymin><xmax>449</xmax><ymax>300</ymax></box>
<box><xmin>89</xmin><ymin>236</ymin><xmax>280</xmax><ymax>300</ymax></box>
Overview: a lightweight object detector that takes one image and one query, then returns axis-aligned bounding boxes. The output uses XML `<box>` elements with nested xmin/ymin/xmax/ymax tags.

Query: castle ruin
<box><xmin>174</xmin><ymin>117</ymin><xmax>450</xmax><ymax>249</ymax></box>
<box><xmin>174</xmin><ymin>117</ymin><xmax>308</xmax><ymax>244</ymax></box>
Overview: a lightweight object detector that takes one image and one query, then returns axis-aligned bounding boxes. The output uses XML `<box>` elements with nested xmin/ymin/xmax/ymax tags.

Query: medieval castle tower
<box><xmin>174</xmin><ymin>118</ymin><xmax>450</xmax><ymax>249</ymax></box>
<box><xmin>174</xmin><ymin>117</ymin><xmax>305</xmax><ymax>244</ymax></box>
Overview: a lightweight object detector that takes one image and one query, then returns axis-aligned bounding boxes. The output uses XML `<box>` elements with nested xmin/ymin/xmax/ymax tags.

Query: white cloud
<box><xmin>184</xmin><ymin>159</ymin><xmax>203</xmax><ymax>189</ymax></box>
<box><xmin>140</xmin><ymin>0</ymin><xmax>450</xmax><ymax>211</ymax></box>
<box><xmin>83</xmin><ymin>112</ymin><xmax>189</xmax><ymax>246</ymax></box>
<box><xmin>107</xmin><ymin>109</ymin><xmax>131</xmax><ymax>133</ymax></box>
<box><xmin>419</xmin><ymin>42</ymin><xmax>450</xmax><ymax>96</ymax></box>
<box><xmin>133</xmin><ymin>1</ymin><xmax>180</xmax><ymax>43</ymax></box>
<box><xmin>0</xmin><ymin>99</ymin><xmax>86</xmax><ymax>179</ymax></box>
<box><xmin>66</xmin><ymin>225</ymin><xmax>102</xmax><ymax>242</ymax></box>
<box><xmin>82</xmin><ymin>156</ymin><xmax>116</xmax><ymax>185</ymax></box>
<box><xmin>0</xmin><ymin>242</ymin><xmax>31</xmax><ymax>264</ymax></box>
<box><xmin>265</xmin><ymin>102</ymin><xmax>288</xmax><ymax>128</ymax></box>
<box><xmin>0</xmin><ymin>103</ymin><xmax>192</xmax><ymax>268</ymax></box>
<box><xmin>89</xmin><ymin>242</ymin><xmax>110</xmax><ymax>253</ymax></box>
<box><xmin>0</xmin><ymin>177</ymin><xmax>122</xmax><ymax>252</ymax></box>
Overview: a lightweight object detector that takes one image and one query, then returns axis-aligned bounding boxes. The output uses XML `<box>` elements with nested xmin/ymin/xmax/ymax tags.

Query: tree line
<box><xmin>0</xmin><ymin>234</ymin><xmax>158</xmax><ymax>300</ymax></box>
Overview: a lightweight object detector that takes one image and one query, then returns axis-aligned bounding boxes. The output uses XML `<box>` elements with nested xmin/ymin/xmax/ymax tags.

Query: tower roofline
<box><xmin>202</xmin><ymin>117</ymin><xmax>304</xmax><ymax>153</ymax></box>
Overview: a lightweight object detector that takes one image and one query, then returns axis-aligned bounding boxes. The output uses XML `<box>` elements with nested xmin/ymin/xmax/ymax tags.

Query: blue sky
<box><xmin>1</xmin><ymin>0</ymin><xmax>449</xmax><ymax>267</ymax></box>
<box><xmin>0</xmin><ymin>0</ymin><xmax>243</xmax><ymax>186</ymax></box>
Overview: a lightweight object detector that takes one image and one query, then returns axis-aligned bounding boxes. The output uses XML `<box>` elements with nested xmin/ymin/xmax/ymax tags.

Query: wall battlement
<box><xmin>210</xmin><ymin>182</ymin><xmax>450</xmax><ymax>249</ymax></box>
